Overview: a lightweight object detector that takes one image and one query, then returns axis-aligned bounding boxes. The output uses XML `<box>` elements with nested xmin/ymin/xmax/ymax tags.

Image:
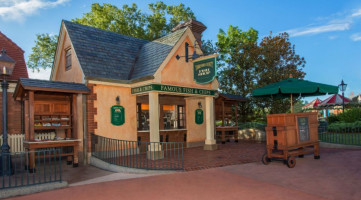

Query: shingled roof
<box><xmin>63</xmin><ymin>20</ymin><xmax>186</xmax><ymax>82</ymax></box>
<box><xmin>17</xmin><ymin>78</ymin><xmax>90</xmax><ymax>93</ymax></box>
<box><xmin>218</xmin><ymin>93</ymin><xmax>247</xmax><ymax>102</ymax></box>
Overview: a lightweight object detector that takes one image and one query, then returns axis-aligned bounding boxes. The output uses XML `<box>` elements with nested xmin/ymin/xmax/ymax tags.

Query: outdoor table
<box><xmin>23</xmin><ymin>139</ymin><xmax>80</xmax><ymax>172</ymax></box>
<box><xmin>216</xmin><ymin>126</ymin><xmax>239</xmax><ymax>144</ymax></box>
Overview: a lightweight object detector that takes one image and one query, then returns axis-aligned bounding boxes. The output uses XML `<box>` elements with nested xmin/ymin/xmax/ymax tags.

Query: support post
<box><xmin>148</xmin><ymin>92</ymin><xmax>164</xmax><ymax>160</ymax></box>
<box><xmin>204</xmin><ymin>96</ymin><xmax>217</xmax><ymax>150</ymax></box>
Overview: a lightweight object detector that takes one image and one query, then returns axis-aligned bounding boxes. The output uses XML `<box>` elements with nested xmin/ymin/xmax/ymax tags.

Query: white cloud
<box><xmin>285</xmin><ymin>8</ymin><xmax>361</xmax><ymax>38</ymax></box>
<box><xmin>351</xmin><ymin>9</ymin><xmax>361</xmax><ymax>17</ymax></box>
<box><xmin>28</xmin><ymin>67</ymin><xmax>51</xmax><ymax>80</ymax></box>
<box><xmin>287</xmin><ymin>23</ymin><xmax>350</xmax><ymax>37</ymax></box>
<box><xmin>350</xmin><ymin>33</ymin><xmax>361</xmax><ymax>41</ymax></box>
<box><xmin>0</xmin><ymin>0</ymin><xmax>69</xmax><ymax>22</ymax></box>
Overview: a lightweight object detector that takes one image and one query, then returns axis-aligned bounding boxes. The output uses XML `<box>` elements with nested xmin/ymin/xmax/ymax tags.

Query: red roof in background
<box><xmin>318</xmin><ymin>94</ymin><xmax>351</xmax><ymax>107</ymax></box>
<box><xmin>0</xmin><ymin>32</ymin><xmax>28</xmax><ymax>81</ymax></box>
<box><xmin>302</xmin><ymin>98</ymin><xmax>321</xmax><ymax>109</ymax></box>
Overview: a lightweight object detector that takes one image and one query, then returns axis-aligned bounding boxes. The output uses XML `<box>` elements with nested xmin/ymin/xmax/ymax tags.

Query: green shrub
<box><xmin>327</xmin><ymin>115</ymin><xmax>340</xmax><ymax>124</ymax></box>
<box><xmin>338</xmin><ymin>108</ymin><xmax>361</xmax><ymax>123</ymax></box>
<box><xmin>327</xmin><ymin>121</ymin><xmax>361</xmax><ymax>132</ymax></box>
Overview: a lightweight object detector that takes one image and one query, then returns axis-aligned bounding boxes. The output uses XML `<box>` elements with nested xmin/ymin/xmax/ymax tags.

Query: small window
<box><xmin>65</xmin><ymin>48</ymin><xmax>72</xmax><ymax>71</ymax></box>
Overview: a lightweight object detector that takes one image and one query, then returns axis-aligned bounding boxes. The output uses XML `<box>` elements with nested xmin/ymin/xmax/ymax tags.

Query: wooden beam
<box><xmin>23</xmin><ymin>86</ymin><xmax>89</xmax><ymax>94</ymax></box>
<box><xmin>29</xmin><ymin>91</ymin><xmax>34</xmax><ymax>141</ymax></box>
<box><xmin>72</xmin><ymin>94</ymin><xmax>78</xmax><ymax>139</ymax></box>
<box><xmin>24</xmin><ymin>99</ymin><xmax>29</xmax><ymax>141</ymax></box>
<box><xmin>234</xmin><ymin>102</ymin><xmax>238</xmax><ymax>126</ymax></box>
<box><xmin>222</xmin><ymin>101</ymin><xmax>225</xmax><ymax>127</ymax></box>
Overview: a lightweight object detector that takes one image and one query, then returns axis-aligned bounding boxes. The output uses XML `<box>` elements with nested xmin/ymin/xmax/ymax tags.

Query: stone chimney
<box><xmin>171</xmin><ymin>19</ymin><xmax>207</xmax><ymax>48</ymax></box>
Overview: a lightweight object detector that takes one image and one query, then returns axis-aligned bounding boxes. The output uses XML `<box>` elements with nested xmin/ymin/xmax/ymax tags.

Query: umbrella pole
<box><xmin>291</xmin><ymin>93</ymin><xmax>293</xmax><ymax>113</ymax></box>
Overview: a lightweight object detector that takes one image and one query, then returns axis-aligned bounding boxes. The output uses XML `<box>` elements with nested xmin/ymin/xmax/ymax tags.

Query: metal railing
<box><xmin>0</xmin><ymin>149</ymin><xmax>62</xmax><ymax>189</ymax></box>
<box><xmin>318</xmin><ymin>125</ymin><xmax>361</xmax><ymax>146</ymax></box>
<box><xmin>91</xmin><ymin>134</ymin><xmax>184</xmax><ymax>170</ymax></box>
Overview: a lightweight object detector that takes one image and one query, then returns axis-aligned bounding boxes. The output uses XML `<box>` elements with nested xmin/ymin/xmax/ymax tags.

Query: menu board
<box><xmin>298</xmin><ymin>117</ymin><xmax>310</xmax><ymax>142</ymax></box>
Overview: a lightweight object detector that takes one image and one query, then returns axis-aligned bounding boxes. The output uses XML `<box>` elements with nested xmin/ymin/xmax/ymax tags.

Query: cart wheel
<box><xmin>298</xmin><ymin>155</ymin><xmax>304</xmax><ymax>158</ymax></box>
<box><xmin>286</xmin><ymin>156</ymin><xmax>296</xmax><ymax>168</ymax></box>
<box><xmin>314</xmin><ymin>155</ymin><xmax>320</xmax><ymax>159</ymax></box>
<box><xmin>262</xmin><ymin>153</ymin><xmax>271</xmax><ymax>165</ymax></box>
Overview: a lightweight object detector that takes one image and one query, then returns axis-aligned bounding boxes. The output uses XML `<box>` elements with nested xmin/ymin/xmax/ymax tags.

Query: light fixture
<box><xmin>198</xmin><ymin>102</ymin><xmax>202</xmax><ymax>109</ymax></box>
<box><xmin>338</xmin><ymin>80</ymin><xmax>347</xmax><ymax>112</ymax></box>
<box><xmin>116</xmin><ymin>96</ymin><xmax>120</xmax><ymax>105</ymax></box>
<box><xmin>176</xmin><ymin>41</ymin><xmax>202</xmax><ymax>62</ymax></box>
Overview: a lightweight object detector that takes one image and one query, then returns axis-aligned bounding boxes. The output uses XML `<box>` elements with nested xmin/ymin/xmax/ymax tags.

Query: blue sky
<box><xmin>0</xmin><ymin>0</ymin><xmax>360</xmax><ymax>100</ymax></box>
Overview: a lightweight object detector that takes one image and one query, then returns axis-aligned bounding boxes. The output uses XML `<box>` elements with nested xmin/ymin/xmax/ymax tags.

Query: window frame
<box><xmin>65</xmin><ymin>48</ymin><xmax>72</xmax><ymax>71</ymax></box>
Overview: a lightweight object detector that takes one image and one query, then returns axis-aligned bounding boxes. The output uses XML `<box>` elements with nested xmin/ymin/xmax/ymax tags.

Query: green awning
<box><xmin>252</xmin><ymin>78</ymin><xmax>338</xmax><ymax>97</ymax></box>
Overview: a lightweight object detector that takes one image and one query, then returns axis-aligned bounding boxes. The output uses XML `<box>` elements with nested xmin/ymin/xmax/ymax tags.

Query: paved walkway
<box><xmin>8</xmin><ymin>148</ymin><xmax>361</xmax><ymax>200</ymax></box>
<box><xmin>184</xmin><ymin>141</ymin><xmax>265</xmax><ymax>171</ymax></box>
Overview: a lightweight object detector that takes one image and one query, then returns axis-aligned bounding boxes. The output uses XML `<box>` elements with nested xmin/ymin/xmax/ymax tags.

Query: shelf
<box><xmin>34</xmin><ymin>126</ymin><xmax>72</xmax><ymax>130</ymax></box>
<box><xmin>35</xmin><ymin>120</ymin><xmax>70</xmax><ymax>122</ymax></box>
<box><xmin>34</xmin><ymin>114</ymin><xmax>70</xmax><ymax>116</ymax></box>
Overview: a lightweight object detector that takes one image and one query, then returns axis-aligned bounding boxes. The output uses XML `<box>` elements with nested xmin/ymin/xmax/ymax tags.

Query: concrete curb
<box><xmin>90</xmin><ymin>156</ymin><xmax>182</xmax><ymax>174</ymax></box>
<box><xmin>320</xmin><ymin>142</ymin><xmax>361</xmax><ymax>149</ymax></box>
<box><xmin>0</xmin><ymin>181</ymin><xmax>68</xmax><ymax>199</ymax></box>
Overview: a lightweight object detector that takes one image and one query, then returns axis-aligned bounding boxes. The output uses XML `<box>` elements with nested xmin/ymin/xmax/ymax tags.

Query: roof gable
<box><xmin>61</xmin><ymin>21</ymin><xmax>186</xmax><ymax>83</ymax></box>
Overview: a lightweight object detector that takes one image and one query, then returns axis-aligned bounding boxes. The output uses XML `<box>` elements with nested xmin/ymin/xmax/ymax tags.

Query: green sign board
<box><xmin>195</xmin><ymin>109</ymin><xmax>204</xmax><ymax>124</ymax></box>
<box><xmin>111</xmin><ymin>105</ymin><xmax>125</xmax><ymax>126</ymax></box>
<box><xmin>193</xmin><ymin>57</ymin><xmax>216</xmax><ymax>84</ymax></box>
<box><xmin>131</xmin><ymin>84</ymin><xmax>215</xmax><ymax>96</ymax></box>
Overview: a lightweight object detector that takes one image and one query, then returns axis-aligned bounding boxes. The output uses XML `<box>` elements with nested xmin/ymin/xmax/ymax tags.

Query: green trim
<box><xmin>131</xmin><ymin>84</ymin><xmax>215</xmax><ymax>96</ymax></box>
<box><xmin>193</xmin><ymin>57</ymin><xmax>217</xmax><ymax>84</ymax></box>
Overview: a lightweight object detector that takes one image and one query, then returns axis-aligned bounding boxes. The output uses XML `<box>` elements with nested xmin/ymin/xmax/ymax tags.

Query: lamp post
<box><xmin>339</xmin><ymin>80</ymin><xmax>347</xmax><ymax>113</ymax></box>
<box><xmin>0</xmin><ymin>49</ymin><xmax>15</xmax><ymax>176</ymax></box>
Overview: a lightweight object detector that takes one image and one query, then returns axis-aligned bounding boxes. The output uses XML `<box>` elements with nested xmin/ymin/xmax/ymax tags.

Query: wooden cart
<box><xmin>262</xmin><ymin>112</ymin><xmax>320</xmax><ymax>168</ymax></box>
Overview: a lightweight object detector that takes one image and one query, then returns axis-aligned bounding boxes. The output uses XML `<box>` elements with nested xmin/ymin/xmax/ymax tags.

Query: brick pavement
<box><xmin>184</xmin><ymin>141</ymin><xmax>265</xmax><ymax>171</ymax></box>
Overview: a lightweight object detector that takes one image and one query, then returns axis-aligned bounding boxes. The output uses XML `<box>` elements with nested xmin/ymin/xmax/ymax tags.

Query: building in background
<box><xmin>0</xmin><ymin>32</ymin><xmax>29</xmax><ymax>139</ymax></box>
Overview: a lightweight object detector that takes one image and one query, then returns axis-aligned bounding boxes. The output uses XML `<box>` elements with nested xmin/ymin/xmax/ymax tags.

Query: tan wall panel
<box><xmin>94</xmin><ymin>85</ymin><xmax>137</xmax><ymax>141</ymax></box>
<box><xmin>186</xmin><ymin>98</ymin><xmax>206</xmax><ymax>143</ymax></box>
<box><xmin>54</xmin><ymin>31</ymin><xmax>84</xmax><ymax>84</ymax></box>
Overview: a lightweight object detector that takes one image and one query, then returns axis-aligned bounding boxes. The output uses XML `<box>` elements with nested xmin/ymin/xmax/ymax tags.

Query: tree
<box><xmin>27</xmin><ymin>33</ymin><xmax>57</xmax><ymax>71</ymax></box>
<box><xmin>254</xmin><ymin>32</ymin><xmax>306</xmax><ymax>114</ymax></box>
<box><xmin>217</xmin><ymin>25</ymin><xmax>259</xmax><ymax>122</ymax></box>
<box><xmin>28</xmin><ymin>2</ymin><xmax>195</xmax><ymax>71</ymax></box>
<box><xmin>216</xmin><ymin>27</ymin><xmax>306</xmax><ymax>121</ymax></box>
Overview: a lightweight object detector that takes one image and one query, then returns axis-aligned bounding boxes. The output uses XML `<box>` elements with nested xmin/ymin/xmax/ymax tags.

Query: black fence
<box><xmin>91</xmin><ymin>134</ymin><xmax>184</xmax><ymax>170</ymax></box>
<box><xmin>318</xmin><ymin>125</ymin><xmax>361</xmax><ymax>146</ymax></box>
<box><xmin>0</xmin><ymin>149</ymin><xmax>62</xmax><ymax>189</ymax></box>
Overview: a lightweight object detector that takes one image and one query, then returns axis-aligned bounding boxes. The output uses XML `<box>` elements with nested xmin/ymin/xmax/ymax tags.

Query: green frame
<box><xmin>193</xmin><ymin>57</ymin><xmax>217</xmax><ymax>84</ymax></box>
<box><xmin>111</xmin><ymin>105</ymin><xmax>125</xmax><ymax>126</ymax></box>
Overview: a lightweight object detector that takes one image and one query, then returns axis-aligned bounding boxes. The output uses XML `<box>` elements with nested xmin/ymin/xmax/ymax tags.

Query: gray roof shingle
<box><xmin>219</xmin><ymin>93</ymin><xmax>247</xmax><ymax>101</ymax></box>
<box><xmin>19</xmin><ymin>78</ymin><xmax>90</xmax><ymax>92</ymax></box>
<box><xmin>63</xmin><ymin>20</ymin><xmax>186</xmax><ymax>82</ymax></box>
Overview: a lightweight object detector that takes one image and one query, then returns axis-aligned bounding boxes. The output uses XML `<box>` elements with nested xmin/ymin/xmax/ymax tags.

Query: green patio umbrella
<box><xmin>252</xmin><ymin>77</ymin><xmax>338</xmax><ymax>113</ymax></box>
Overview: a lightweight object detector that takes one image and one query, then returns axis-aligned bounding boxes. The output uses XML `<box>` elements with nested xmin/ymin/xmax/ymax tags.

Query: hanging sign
<box><xmin>111</xmin><ymin>105</ymin><xmax>125</xmax><ymax>126</ymax></box>
<box><xmin>193</xmin><ymin>56</ymin><xmax>216</xmax><ymax>84</ymax></box>
<box><xmin>195</xmin><ymin>109</ymin><xmax>204</xmax><ymax>124</ymax></box>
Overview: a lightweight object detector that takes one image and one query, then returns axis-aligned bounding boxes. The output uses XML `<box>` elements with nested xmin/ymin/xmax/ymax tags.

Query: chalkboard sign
<box><xmin>111</xmin><ymin>105</ymin><xmax>125</xmax><ymax>126</ymax></box>
<box><xmin>195</xmin><ymin>109</ymin><xmax>204</xmax><ymax>124</ymax></box>
<box><xmin>298</xmin><ymin>117</ymin><xmax>310</xmax><ymax>142</ymax></box>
